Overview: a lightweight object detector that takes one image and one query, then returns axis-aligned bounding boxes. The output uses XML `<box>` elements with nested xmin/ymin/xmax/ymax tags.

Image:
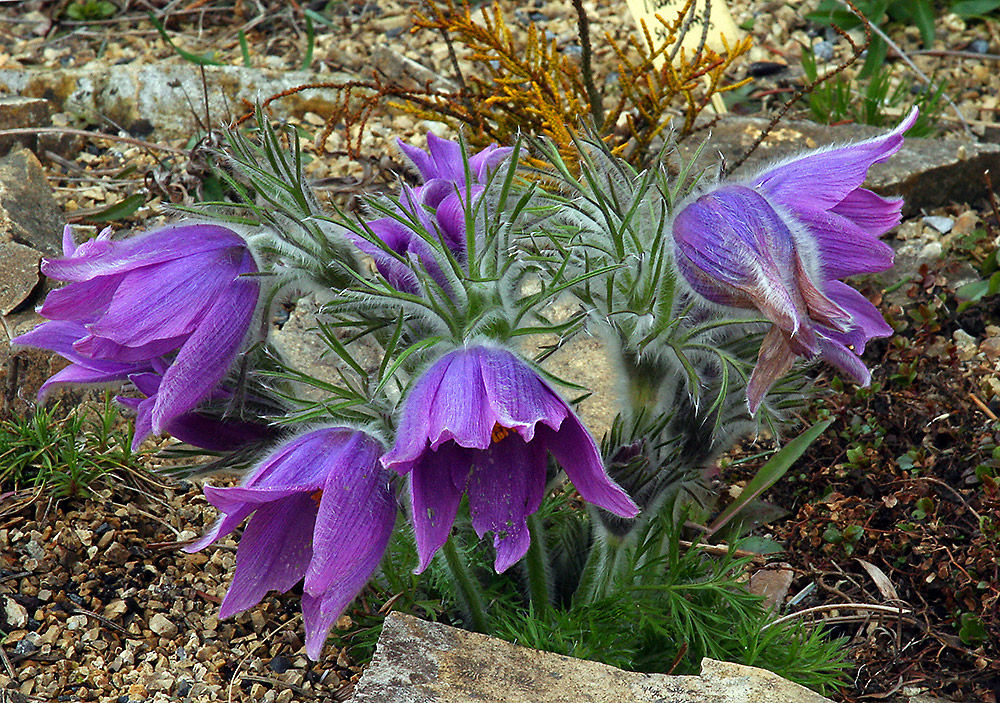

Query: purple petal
<box><xmin>381</xmin><ymin>352</ymin><xmax>455</xmax><ymax>473</ymax></box>
<box><xmin>301</xmin><ymin>592</ymin><xmax>344</xmax><ymax>661</ymax></box>
<box><xmin>165</xmin><ymin>413</ymin><xmax>275</xmax><ymax>452</ymax></box>
<box><xmin>476</xmin><ymin>347</ymin><xmax>569</xmax><ymax>442</ymax></box>
<box><xmin>424</xmin><ymin>132</ymin><xmax>465</xmax><ymax>182</ymax></box>
<box><xmin>37</xmin><ymin>363</ymin><xmax>132</xmax><ymax>400</ymax></box>
<box><xmin>37</xmin><ymin>275</ymin><xmax>119</xmax><ymax>321</ymax></box>
<box><xmin>397</xmin><ymin>138</ymin><xmax>437</xmax><ymax>181</ymax></box>
<box><xmin>410</xmin><ymin>442</ymin><xmax>469</xmax><ymax>573</ymax></box>
<box><xmin>752</xmin><ymin>107</ymin><xmax>918</xmax><ymax>213</ymax></box>
<box><xmin>469</xmin><ymin>145</ymin><xmax>513</xmax><ymax>182</ymax></box>
<box><xmin>184</xmin><ymin>502</ymin><xmax>256</xmax><ymax>553</ymax></box>
<box><xmin>818</xmin><ymin>336</ymin><xmax>872</xmax><ymax>386</ymax></box>
<box><xmin>821</xmin><ymin>280</ymin><xmax>893</xmax><ymax>353</ymax></box>
<box><xmin>129</xmin><ymin>396</ymin><xmax>156</xmax><ymax>451</ymax></box>
<box><xmin>673</xmin><ymin>186</ymin><xmax>806</xmax><ymax>335</ymax></box>
<box><xmin>747</xmin><ymin>326</ymin><xmax>798</xmax><ymax>415</ymax></box>
<box><xmin>85</xmin><ymin>249</ymin><xmax>243</xmax><ymax>347</ymax></box>
<box><xmin>829</xmin><ymin>188</ymin><xmax>904</xmax><ymax>237</ymax></box>
<box><xmin>434</xmin><ymin>189</ymin><xmax>481</xmax><ymax>253</ymax></box>
<box><xmin>42</xmin><ymin>223</ymin><xmax>249</xmax><ymax>282</ymax></box>
<box><xmin>304</xmin><ymin>432</ymin><xmax>392</xmax><ymax>593</ymax></box>
<box><xmin>73</xmin><ymin>333</ymin><xmax>190</xmax><ymax>363</ymax></box>
<box><xmin>417</xmin><ymin>179</ymin><xmax>457</xmax><ymax>210</ymax></box>
<box><xmin>218</xmin><ymin>493</ymin><xmax>317</xmax><ymax>619</ymax></box>
<box><xmin>466</xmin><ymin>435</ymin><xmax>546</xmax><ymax>572</ymax></box>
<box><xmin>794</xmin><ymin>207</ymin><xmax>895</xmax><ymax>280</ymax></box>
<box><xmin>539</xmin><ymin>416</ymin><xmax>638</xmax><ymax>518</ymax></box>
<box><xmin>150</xmin><ymin>257</ymin><xmax>258</xmax><ymax>433</ymax></box>
<box><xmin>427</xmin><ymin>349</ymin><xmax>493</xmax><ymax>450</ymax></box>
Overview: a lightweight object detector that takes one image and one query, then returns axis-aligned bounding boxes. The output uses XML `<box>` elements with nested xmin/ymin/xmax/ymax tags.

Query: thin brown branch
<box><xmin>0</xmin><ymin>128</ymin><xmax>189</xmax><ymax>155</ymax></box>
<box><xmin>730</xmin><ymin>0</ymin><xmax>870</xmax><ymax>172</ymax></box>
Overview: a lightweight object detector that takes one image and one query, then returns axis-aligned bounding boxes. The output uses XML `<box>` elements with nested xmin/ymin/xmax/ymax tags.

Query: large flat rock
<box><xmin>0</xmin><ymin>63</ymin><xmax>358</xmax><ymax>139</ymax></box>
<box><xmin>351</xmin><ymin>612</ymin><xmax>833</xmax><ymax>703</ymax></box>
<box><xmin>0</xmin><ymin>147</ymin><xmax>65</xmax><ymax>256</ymax></box>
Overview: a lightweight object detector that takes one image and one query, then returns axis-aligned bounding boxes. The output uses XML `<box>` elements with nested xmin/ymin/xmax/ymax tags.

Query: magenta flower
<box><xmin>671</xmin><ymin>108</ymin><xmax>917</xmax><ymax>414</ymax></box>
<box><xmin>381</xmin><ymin>345</ymin><xmax>639</xmax><ymax>573</ymax></box>
<box><xmin>12</xmin><ymin>223</ymin><xmax>260</xmax><ymax>447</ymax></box>
<box><xmin>185</xmin><ymin>427</ymin><xmax>396</xmax><ymax>660</ymax></box>
<box><xmin>359</xmin><ymin>134</ymin><xmax>512</xmax><ymax>292</ymax></box>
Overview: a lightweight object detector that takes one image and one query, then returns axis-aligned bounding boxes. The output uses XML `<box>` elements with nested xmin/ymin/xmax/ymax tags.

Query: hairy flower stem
<box><xmin>572</xmin><ymin>526</ymin><xmax>625</xmax><ymax>606</ymax></box>
<box><xmin>621</xmin><ymin>350</ymin><xmax>667</xmax><ymax>418</ymax></box>
<box><xmin>524</xmin><ymin>513</ymin><xmax>552</xmax><ymax>613</ymax></box>
<box><xmin>441</xmin><ymin>538</ymin><xmax>490</xmax><ymax>633</ymax></box>
<box><xmin>571</xmin><ymin>538</ymin><xmax>603</xmax><ymax>606</ymax></box>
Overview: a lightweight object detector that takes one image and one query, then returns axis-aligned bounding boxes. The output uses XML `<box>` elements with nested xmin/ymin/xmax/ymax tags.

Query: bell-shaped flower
<box><xmin>381</xmin><ymin>345</ymin><xmax>639</xmax><ymax>574</ymax></box>
<box><xmin>185</xmin><ymin>427</ymin><xmax>396</xmax><ymax>660</ymax></box>
<box><xmin>671</xmin><ymin>108</ymin><xmax>917</xmax><ymax>414</ymax></box>
<box><xmin>358</xmin><ymin>134</ymin><xmax>512</xmax><ymax>293</ymax></box>
<box><xmin>12</xmin><ymin>223</ymin><xmax>261</xmax><ymax>446</ymax></box>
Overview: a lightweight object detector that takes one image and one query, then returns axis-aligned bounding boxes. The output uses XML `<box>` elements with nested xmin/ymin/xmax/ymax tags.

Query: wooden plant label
<box><xmin>624</xmin><ymin>0</ymin><xmax>742</xmax><ymax>59</ymax></box>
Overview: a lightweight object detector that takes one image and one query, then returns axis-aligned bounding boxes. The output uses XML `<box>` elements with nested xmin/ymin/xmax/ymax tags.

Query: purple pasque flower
<box><xmin>359</xmin><ymin>134</ymin><xmax>512</xmax><ymax>293</ymax></box>
<box><xmin>12</xmin><ymin>223</ymin><xmax>261</xmax><ymax>445</ymax></box>
<box><xmin>671</xmin><ymin>108</ymin><xmax>917</xmax><ymax>414</ymax></box>
<box><xmin>185</xmin><ymin>427</ymin><xmax>396</xmax><ymax>660</ymax></box>
<box><xmin>381</xmin><ymin>345</ymin><xmax>639</xmax><ymax>574</ymax></box>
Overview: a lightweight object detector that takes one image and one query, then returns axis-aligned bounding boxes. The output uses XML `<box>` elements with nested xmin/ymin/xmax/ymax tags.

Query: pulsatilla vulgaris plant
<box><xmin>14</xmin><ymin>106</ymin><xmax>917</xmax><ymax>690</ymax></box>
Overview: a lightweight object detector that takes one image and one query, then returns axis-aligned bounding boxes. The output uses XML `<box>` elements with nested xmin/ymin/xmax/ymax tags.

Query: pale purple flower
<box><xmin>185</xmin><ymin>427</ymin><xmax>396</xmax><ymax>660</ymax></box>
<box><xmin>381</xmin><ymin>345</ymin><xmax>639</xmax><ymax>573</ymax></box>
<box><xmin>12</xmin><ymin>223</ymin><xmax>260</xmax><ymax>447</ymax></box>
<box><xmin>671</xmin><ymin>108</ymin><xmax>918</xmax><ymax>414</ymax></box>
<box><xmin>359</xmin><ymin>134</ymin><xmax>512</xmax><ymax>292</ymax></box>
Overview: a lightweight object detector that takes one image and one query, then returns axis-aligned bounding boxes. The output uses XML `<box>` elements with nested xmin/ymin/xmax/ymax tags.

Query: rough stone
<box><xmin>0</xmin><ymin>240</ymin><xmax>41</xmax><ymax>316</ymax></box>
<box><xmin>678</xmin><ymin>116</ymin><xmax>1000</xmax><ymax>216</ymax></box>
<box><xmin>148</xmin><ymin>613</ymin><xmax>178</xmax><ymax>638</ymax></box>
<box><xmin>3</xmin><ymin>596</ymin><xmax>29</xmax><ymax>629</ymax></box>
<box><xmin>0</xmin><ymin>96</ymin><xmax>51</xmax><ymax>156</ymax></box>
<box><xmin>0</xmin><ymin>147</ymin><xmax>65</xmax><ymax>256</ymax></box>
<box><xmin>0</xmin><ymin>311</ymin><xmax>99</xmax><ymax>421</ymax></box>
<box><xmin>351</xmin><ymin>612</ymin><xmax>834</xmax><ymax>703</ymax></box>
<box><xmin>0</xmin><ymin>64</ymin><xmax>358</xmax><ymax>139</ymax></box>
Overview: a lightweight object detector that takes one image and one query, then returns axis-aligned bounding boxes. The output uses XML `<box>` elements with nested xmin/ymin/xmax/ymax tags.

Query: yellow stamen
<box><xmin>310</xmin><ymin>489</ymin><xmax>323</xmax><ymax>507</ymax></box>
<box><xmin>491</xmin><ymin>423</ymin><xmax>511</xmax><ymax>443</ymax></box>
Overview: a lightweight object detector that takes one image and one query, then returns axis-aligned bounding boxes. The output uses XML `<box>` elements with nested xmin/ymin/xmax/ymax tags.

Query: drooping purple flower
<box><xmin>12</xmin><ymin>223</ymin><xmax>261</xmax><ymax>447</ymax></box>
<box><xmin>671</xmin><ymin>108</ymin><xmax>918</xmax><ymax>414</ymax></box>
<box><xmin>381</xmin><ymin>345</ymin><xmax>639</xmax><ymax>574</ymax></box>
<box><xmin>185</xmin><ymin>427</ymin><xmax>396</xmax><ymax>660</ymax></box>
<box><xmin>358</xmin><ymin>134</ymin><xmax>512</xmax><ymax>293</ymax></box>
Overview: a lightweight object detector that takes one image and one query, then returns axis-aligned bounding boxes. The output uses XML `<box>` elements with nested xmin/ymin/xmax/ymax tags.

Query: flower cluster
<box><xmin>13</xmin><ymin>113</ymin><xmax>915</xmax><ymax>663</ymax></box>
<box><xmin>355</xmin><ymin>133</ymin><xmax>512</xmax><ymax>293</ymax></box>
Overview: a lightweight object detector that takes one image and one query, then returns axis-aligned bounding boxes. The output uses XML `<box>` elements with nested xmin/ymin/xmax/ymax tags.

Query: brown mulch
<box><xmin>3</xmin><ymin>1</ymin><xmax>1000</xmax><ymax>702</ymax></box>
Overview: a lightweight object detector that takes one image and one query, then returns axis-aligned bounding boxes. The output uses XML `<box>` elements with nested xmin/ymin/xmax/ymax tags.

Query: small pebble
<box><xmin>148</xmin><ymin>613</ymin><xmax>177</xmax><ymax>638</ymax></box>
<box><xmin>923</xmin><ymin>215</ymin><xmax>954</xmax><ymax>234</ymax></box>
<box><xmin>812</xmin><ymin>39</ymin><xmax>834</xmax><ymax>61</ymax></box>
<box><xmin>980</xmin><ymin>337</ymin><xmax>1000</xmax><ymax>361</ymax></box>
<box><xmin>268</xmin><ymin>655</ymin><xmax>292</xmax><ymax>673</ymax></box>
<box><xmin>968</xmin><ymin>38</ymin><xmax>990</xmax><ymax>54</ymax></box>
<box><xmin>919</xmin><ymin>241</ymin><xmax>943</xmax><ymax>259</ymax></box>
